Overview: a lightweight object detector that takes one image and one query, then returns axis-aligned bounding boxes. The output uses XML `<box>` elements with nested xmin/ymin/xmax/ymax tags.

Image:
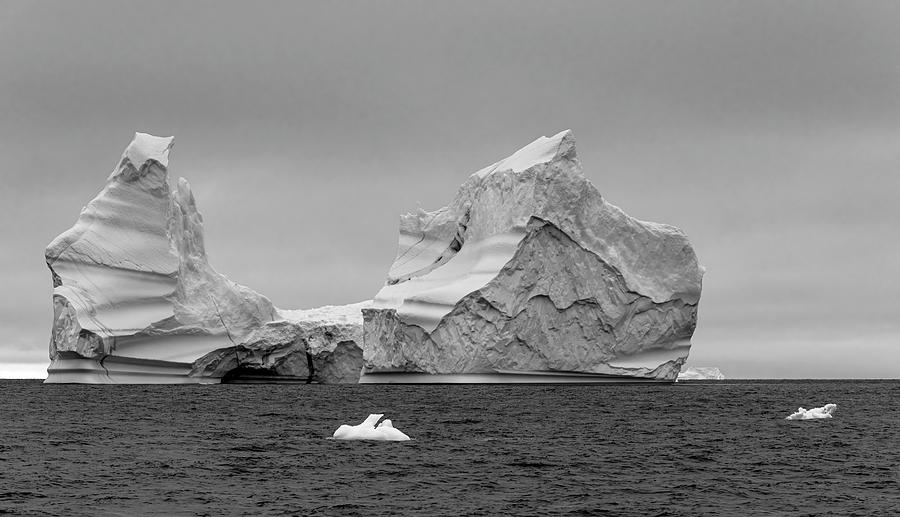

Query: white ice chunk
<box><xmin>332</xmin><ymin>414</ymin><xmax>411</xmax><ymax>441</ymax></box>
<box><xmin>786</xmin><ymin>403</ymin><xmax>837</xmax><ymax>420</ymax></box>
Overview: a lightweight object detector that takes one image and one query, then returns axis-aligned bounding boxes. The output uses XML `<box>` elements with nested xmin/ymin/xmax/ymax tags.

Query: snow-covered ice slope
<box><xmin>363</xmin><ymin>130</ymin><xmax>703</xmax><ymax>382</ymax></box>
<box><xmin>45</xmin><ymin>133</ymin><xmax>366</xmax><ymax>383</ymax></box>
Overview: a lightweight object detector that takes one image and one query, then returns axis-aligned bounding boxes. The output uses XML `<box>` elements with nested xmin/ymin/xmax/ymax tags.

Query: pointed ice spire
<box><xmin>474</xmin><ymin>129</ymin><xmax>576</xmax><ymax>178</ymax></box>
<box><xmin>124</xmin><ymin>132</ymin><xmax>174</xmax><ymax>169</ymax></box>
<box><xmin>109</xmin><ymin>132</ymin><xmax>175</xmax><ymax>183</ymax></box>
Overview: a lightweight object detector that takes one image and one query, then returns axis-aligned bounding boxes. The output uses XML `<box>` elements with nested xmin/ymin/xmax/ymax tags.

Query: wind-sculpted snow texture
<box><xmin>364</xmin><ymin>130</ymin><xmax>703</xmax><ymax>382</ymax></box>
<box><xmin>45</xmin><ymin>133</ymin><xmax>365</xmax><ymax>383</ymax></box>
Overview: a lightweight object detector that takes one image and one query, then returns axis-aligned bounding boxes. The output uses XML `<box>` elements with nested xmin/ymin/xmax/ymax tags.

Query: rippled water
<box><xmin>1</xmin><ymin>380</ymin><xmax>898</xmax><ymax>516</ymax></box>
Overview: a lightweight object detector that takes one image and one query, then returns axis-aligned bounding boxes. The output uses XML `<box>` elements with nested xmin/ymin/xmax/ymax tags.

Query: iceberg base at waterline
<box><xmin>358</xmin><ymin>370</ymin><xmax>677</xmax><ymax>384</ymax></box>
<box><xmin>332</xmin><ymin>414</ymin><xmax>411</xmax><ymax>441</ymax></box>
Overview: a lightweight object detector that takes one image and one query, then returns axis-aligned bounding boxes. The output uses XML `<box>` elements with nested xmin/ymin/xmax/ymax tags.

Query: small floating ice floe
<box><xmin>785</xmin><ymin>403</ymin><xmax>837</xmax><ymax>420</ymax></box>
<box><xmin>332</xmin><ymin>414</ymin><xmax>411</xmax><ymax>441</ymax></box>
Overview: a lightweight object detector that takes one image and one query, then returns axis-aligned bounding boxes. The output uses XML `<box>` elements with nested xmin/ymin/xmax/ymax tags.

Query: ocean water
<box><xmin>1</xmin><ymin>380</ymin><xmax>898</xmax><ymax>516</ymax></box>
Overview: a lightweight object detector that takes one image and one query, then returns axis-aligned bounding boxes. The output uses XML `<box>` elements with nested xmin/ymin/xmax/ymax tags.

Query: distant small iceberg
<box><xmin>786</xmin><ymin>404</ymin><xmax>837</xmax><ymax>420</ymax></box>
<box><xmin>332</xmin><ymin>414</ymin><xmax>411</xmax><ymax>441</ymax></box>
<box><xmin>677</xmin><ymin>367</ymin><xmax>725</xmax><ymax>381</ymax></box>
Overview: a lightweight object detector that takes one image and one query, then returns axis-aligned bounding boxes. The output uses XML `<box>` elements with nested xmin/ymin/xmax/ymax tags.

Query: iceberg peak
<box><xmin>474</xmin><ymin>129</ymin><xmax>576</xmax><ymax>178</ymax></box>
<box><xmin>119</xmin><ymin>132</ymin><xmax>174</xmax><ymax>173</ymax></box>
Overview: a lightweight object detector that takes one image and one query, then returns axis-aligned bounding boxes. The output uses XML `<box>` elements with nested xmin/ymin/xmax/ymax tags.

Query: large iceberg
<box><xmin>362</xmin><ymin>130</ymin><xmax>703</xmax><ymax>383</ymax></box>
<box><xmin>45</xmin><ymin>133</ymin><xmax>369</xmax><ymax>383</ymax></box>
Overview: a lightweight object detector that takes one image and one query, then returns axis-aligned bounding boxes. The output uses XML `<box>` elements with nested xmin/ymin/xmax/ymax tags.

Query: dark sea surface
<box><xmin>1</xmin><ymin>380</ymin><xmax>898</xmax><ymax>516</ymax></box>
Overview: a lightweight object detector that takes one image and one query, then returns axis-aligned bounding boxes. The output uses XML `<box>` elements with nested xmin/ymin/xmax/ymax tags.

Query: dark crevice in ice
<box><xmin>387</xmin><ymin>208</ymin><xmax>471</xmax><ymax>285</ymax></box>
<box><xmin>305</xmin><ymin>351</ymin><xmax>315</xmax><ymax>384</ymax></box>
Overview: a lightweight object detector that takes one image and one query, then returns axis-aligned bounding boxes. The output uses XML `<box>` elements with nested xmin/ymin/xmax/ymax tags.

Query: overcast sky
<box><xmin>1</xmin><ymin>0</ymin><xmax>898</xmax><ymax>378</ymax></box>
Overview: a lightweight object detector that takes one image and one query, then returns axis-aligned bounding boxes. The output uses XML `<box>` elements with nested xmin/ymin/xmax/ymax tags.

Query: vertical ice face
<box><xmin>364</xmin><ymin>130</ymin><xmax>703</xmax><ymax>381</ymax></box>
<box><xmin>45</xmin><ymin>133</ymin><xmax>366</xmax><ymax>383</ymax></box>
